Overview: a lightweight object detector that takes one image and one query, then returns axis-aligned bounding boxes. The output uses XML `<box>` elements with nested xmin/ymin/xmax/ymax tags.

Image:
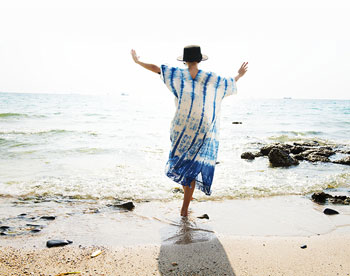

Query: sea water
<box><xmin>0</xmin><ymin>92</ymin><xmax>349</xmax><ymax>202</ymax></box>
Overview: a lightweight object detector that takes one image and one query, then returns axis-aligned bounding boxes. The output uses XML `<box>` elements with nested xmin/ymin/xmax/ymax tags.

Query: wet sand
<box><xmin>1</xmin><ymin>195</ymin><xmax>350</xmax><ymax>275</ymax></box>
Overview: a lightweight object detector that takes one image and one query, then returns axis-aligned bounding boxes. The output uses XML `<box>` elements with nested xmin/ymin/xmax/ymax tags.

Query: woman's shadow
<box><xmin>158</xmin><ymin>216</ymin><xmax>236</xmax><ymax>275</ymax></box>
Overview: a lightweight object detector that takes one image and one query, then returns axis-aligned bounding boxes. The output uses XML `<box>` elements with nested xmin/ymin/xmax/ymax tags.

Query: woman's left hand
<box><xmin>131</xmin><ymin>49</ymin><xmax>140</xmax><ymax>64</ymax></box>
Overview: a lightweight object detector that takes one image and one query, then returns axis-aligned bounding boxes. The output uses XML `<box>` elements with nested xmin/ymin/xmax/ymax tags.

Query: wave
<box><xmin>0</xmin><ymin>129</ymin><xmax>97</xmax><ymax>136</ymax></box>
<box><xmin>279</xmin><ymin>130</ymin><xmax>324</xmax><ymax>136</ymax></box>
<box><xmin>2</xmin><ymin>172</ymin><xmax>350</xmax><ymax>202</ymax></box>
<box><xmin>0</xmin><ymin>113</ymin><xmax>46</xmax><ymax>119</ymax></box>
<box><xmin>0</xmin><ymin>113</ymin><xmax>28</xmax><ymax>118</ymax></box>
<box><xmin>0</xmin><ymin>138</ymin><xmax>7</xmax><ymax>145</ymax></box>
<box><xmin>267</xmin><ymin>135</ymin><xmax>335</xmax><ymax>145</ymax></box>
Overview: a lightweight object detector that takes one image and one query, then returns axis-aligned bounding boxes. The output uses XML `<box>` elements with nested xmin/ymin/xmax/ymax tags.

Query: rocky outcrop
<box><xmin>260</xmin><ymin>144</ymin><xmax>292</xmax><ymax>156</ymax></box>
<box><xmin>333</xmin><ymin>156</ymin><xmax>350</xmax><ymax>165</ymax></box>
<box><xmin>268</xmin><ymin>148</ymin><xmax>299</xmax><ymax>167</ymax></box>
<box><xmin>242</xmin><ymin>142</ymin><xmax>350</xmax><ymax>169</ymax></box>
<box><xmin>311</xmin><ymin>191</ymin><xmax>350</xmax><ymax>205</ymax></box>
<box><xmin>306</xmin><ymin>152</ymin><xmax>330</xmax><ymax>163</ymax></box>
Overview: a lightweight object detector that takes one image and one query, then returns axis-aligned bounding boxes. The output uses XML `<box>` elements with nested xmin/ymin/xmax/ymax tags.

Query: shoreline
<box><xmin>1</xmin><ymin>233</ymin><xmax>350</xmax><ymax>276</ymax></box>
<box><xmin>1</xmin><ymin>194</ymin><xmax>350</xmax><ymax>275</ymax></box>
<box><xmin>1</xmin><ymin>194</ymin><xmax>350</xmax><ymax>247</ymax></box>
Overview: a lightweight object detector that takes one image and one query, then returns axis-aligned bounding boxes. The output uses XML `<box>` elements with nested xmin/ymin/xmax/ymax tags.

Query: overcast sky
<box><xmin>0</xmin><ymin>0</ymin><xmax>349</xmax><ymax>99</ymax></box>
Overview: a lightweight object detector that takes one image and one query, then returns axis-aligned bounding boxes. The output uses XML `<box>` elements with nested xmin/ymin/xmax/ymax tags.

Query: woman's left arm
<box><xmin>235</xmin><ymin>62</ymin><xmax>248</xmax><ymax>82</ymax></box>
<box><xmin>131</xmin><ymin>49</ymin><xmax>160</xmax><ymax>74</ymax></box>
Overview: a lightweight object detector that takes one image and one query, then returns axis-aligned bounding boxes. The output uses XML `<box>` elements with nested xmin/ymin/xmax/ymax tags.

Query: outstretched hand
<box><xmin>235</xmin><ymin>62</ymin><xmax>248</xmax><ymax>82</ymax></box>
<box><xmin>131</xmin><ymin>49</ymin><xmax>140</xmax><ymax>64</ymax></box>
<box><xmin>130</xmin><ymin>49</ymin><xmax>161</xmax><ymax>74</ymax></box>
<box><xmin>238</xmin><ymin>62</ymin><xmax>248</xmax><ymax>77</ymax></box>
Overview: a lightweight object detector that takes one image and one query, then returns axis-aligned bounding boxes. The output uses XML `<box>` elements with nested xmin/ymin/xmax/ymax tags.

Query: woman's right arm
<box><xmin>131</xmin><ymin>49</ymin><xmax>160</xmax><ymax>74</ymax></box>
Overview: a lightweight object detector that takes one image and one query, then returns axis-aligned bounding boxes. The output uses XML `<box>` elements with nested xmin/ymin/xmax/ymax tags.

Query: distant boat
<box><xmin>283</xmin><ymin>97</ymin><xmax>292</xmax><ymax>99</ymax></box>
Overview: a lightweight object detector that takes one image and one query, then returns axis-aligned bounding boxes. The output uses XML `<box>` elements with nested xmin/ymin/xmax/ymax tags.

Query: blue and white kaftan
<box><xmin>160</xmin><ymin>64</ymin><xmax>237</xmax><ymax>195</ymax></box>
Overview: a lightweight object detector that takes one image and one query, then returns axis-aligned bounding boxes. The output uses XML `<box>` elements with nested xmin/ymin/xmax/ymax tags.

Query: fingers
<box><xmin>240</xmin><ymin>62</ymin><xmax>248</xmax><ymax>72</ymax></box>
<box><xmin>130</xmin><ymin>49</ymin><xmax>139</xmax><ymax>63</ymax></box>
<box><xmin>237</xmin><ymin>62</ymin><xmax>248</xmax><ymax>76</ymax></box>
<box><xmin>241</xmin><ymin>62</ymin><xmax>248</xmax><ymax>69</ymax></box>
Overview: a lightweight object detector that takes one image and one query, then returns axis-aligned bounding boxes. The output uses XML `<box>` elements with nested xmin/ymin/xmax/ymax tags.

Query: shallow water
<box><xmin>0</xmin><ymin>92</ymin><xmax>349</xmax><ymax>201</ymax></box>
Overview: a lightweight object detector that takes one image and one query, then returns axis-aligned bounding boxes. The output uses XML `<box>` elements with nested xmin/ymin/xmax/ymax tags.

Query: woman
<box><xmin>131</xmin><ymin>45</ymin><xmax>248</xmax><ymax>216</ymax></box>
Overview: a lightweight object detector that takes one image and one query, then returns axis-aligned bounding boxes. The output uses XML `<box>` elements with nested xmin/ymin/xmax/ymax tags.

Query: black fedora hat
<box><xmin>177</xmin><ymin>45</ymin><xmax>208</xmax><ymax>62</ymax></box>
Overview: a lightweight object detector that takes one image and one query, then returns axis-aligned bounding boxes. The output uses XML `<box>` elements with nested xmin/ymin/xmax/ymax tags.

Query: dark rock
<box><xmin>26</xmin><ymin>224</ymin><xmax>42</xmax><ymax>227</ymax></box>
<box><xmin>290</xmin><ymin>146</ymin><xmax>309</xmax><ymax>154</ymax></box>
<box><xmin>215</xmin><ymin>161</ymin><xmax>220</xmax><ymax>165</ymax></box>
<box><xmin>253</xmin><ymin>152</ymin><xmax>263</xmax><ymax>158</ymax></box>
<box><xmin>329</xmin><ymin>195</ymin><xmax>350</xmax><ymax>205</ymax></box>
<box><xmin>261</xmin><ymin>143</ymin><xmax>292</xmax><ymax>156</ymax></box>
<box><xmin>46</xmin><ymin>239</ymin><xmax>73</xmax><ymax>248</ymax></box>
<box><xmin>232</xmin><ymin>122</ymin><xmax>242</xmax><ymax>124</ymax></box>
<box><xmin>316</xmin><ymin>147</ymin><xmax>335</xmax><ymax>157</ymax></box>
<box><xmin>260</xmin><ymin>144</ymin><xmax>279</xmax><ymax>156</ymax></box>
<box><xmin>311</xmin><ymin>192</ymin><xmax>331</xmax><ymax>204</ymax></box>
<box><xmin>116</xmin><ymin>201</ymin><xmax>135</xmax><ymax>211</ymax></box>
<box><xmin>268</xmin><ymin>148</ymin><xmax>299</xmax><ymax>167</ymax></box>
<box><xmin>18</xmin><ymin>213</ymin><xmax>27</xmax><ymax>217</ymax></box>
<box><xmin>241</xmin><ymin>152</ymin><xmax>255</xmax><ymax>160</ymax></box>
<box><xmin>295</xmin><ymin>147</ymin><xmax>333</xmax><ymax>162</ymax></box>
<box><xmin>31</xmin><ymin>228</ymin><xmax>41</xmax><ymax>233</ymax></box>
<box><xmin>333</xmin><ymin>156</ymin><xmax>350</xmax><ymax>166</ymax></box>
<box><xmin>40</xmin><ymin>216</ymin><xmax>56</xmax><ymax>220</ymax></box>
<box><xmin>293</xmin><ymin>153</ymin><xmax>305</xmax><ymax>161</ymax></box>
<box><xmin>294</xmin><ymin>141</ymin><xmax>319</xmax><ymax>147</ymax></box>
<box><xmin>306</xmin><ymin>153</ymin><xmax>330</xmax><ymax>163</ymax></box>
<box><xmin>0</xmin><ymin>226</ymin><xmax>10</xmax><ymax>230</ymax></box>
<box><xmin>311</xmin><ymin>192</ymin><xmax>350</xmax><ymax>205</ymax></box>
<box><xmin>197</xmin><ymin>214</ymin><xmax>209</xmax><ymax>219</ymax></box>
<box><xmin>323</xmin><ymin>208</ymin><xmax>339</xmax><ymax>215</ymax></box>
<box><xmin>300</xmin><ymin>245</ymin><xmax>307</xmax><ymax>249</ymax></box>
<box><xmin>0</xmin><ymin>232</ymin><xmax>7</xmax><ymax>236</ymax></box>
<box><xmin>299</xmin><ymin>149</ymin><xmax>318</xmax><ymax>157</ymax></box>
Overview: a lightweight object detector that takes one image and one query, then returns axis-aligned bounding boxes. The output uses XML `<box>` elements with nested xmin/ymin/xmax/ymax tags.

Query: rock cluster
<box><xmin>311</xmin><ymin>192</ymin><xmax>350</xmax><ymax>205</ymax></box>
<box><xmin>333</xmin><ymin>156</ymin><xmax>350</xmax><ymax>165</ymax></box>
<box><xmin>241</xmin><ymin>141</ymin><xmax>350</xmax><ymax>167</ymax></box>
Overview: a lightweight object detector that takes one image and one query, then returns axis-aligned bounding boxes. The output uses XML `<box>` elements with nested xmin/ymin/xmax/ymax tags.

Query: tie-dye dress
<box><xmin>160</xmin><ymin>64</ymin><xmax>237</xmax><ymax>195</ymax></box>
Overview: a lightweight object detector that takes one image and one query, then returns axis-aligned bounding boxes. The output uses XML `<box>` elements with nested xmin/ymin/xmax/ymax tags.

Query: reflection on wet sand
<box><xmin>158</xmin><ymin>217</ymin><xmax>236</xmax><ymax>275</ymax></box>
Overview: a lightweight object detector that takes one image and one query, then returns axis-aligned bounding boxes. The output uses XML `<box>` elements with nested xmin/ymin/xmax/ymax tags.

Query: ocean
<box><xmin>1</xmin><ymin>92</ymin><xmax>349</xmax><ymax>202</ymax></box>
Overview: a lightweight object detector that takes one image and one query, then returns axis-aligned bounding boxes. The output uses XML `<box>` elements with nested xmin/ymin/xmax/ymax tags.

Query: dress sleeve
<box><xmin>205</xmin><ymin>72</ymin><xmax>237</xmax><ymax>99</ymax></box>
<box><xmin>220</xmin><ymin>77</ymin><xmax>237</xmax><ymax>99</ymax></box>
<box><xmin>159</xmin><ymin>64</ymin><xmax>179</xmax><ymax>98</ymax></box>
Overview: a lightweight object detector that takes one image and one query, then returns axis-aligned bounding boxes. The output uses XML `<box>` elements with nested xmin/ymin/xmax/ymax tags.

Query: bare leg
<box><xmin>182</xmin><ymin>185</ymin><xmax>194</xmax><ymax>200</ymax></box>
<box><xmin>180</xmin><ymin>180</ymin><xmax>196</xmax><ymax>217</ymax></box>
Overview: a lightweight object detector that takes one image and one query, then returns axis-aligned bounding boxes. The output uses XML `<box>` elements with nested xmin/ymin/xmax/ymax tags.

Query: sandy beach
<box><xmin>1</xmin><ymin>195</ymin><xmax>350</xmax><ymax>275</ymax></box>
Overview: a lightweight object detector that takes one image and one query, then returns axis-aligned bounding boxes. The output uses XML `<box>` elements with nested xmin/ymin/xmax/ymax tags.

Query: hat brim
<box><xmin>177</xmin><ymin>54</ymin><xmax>208</xmax><ymax>62</ymax></box>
